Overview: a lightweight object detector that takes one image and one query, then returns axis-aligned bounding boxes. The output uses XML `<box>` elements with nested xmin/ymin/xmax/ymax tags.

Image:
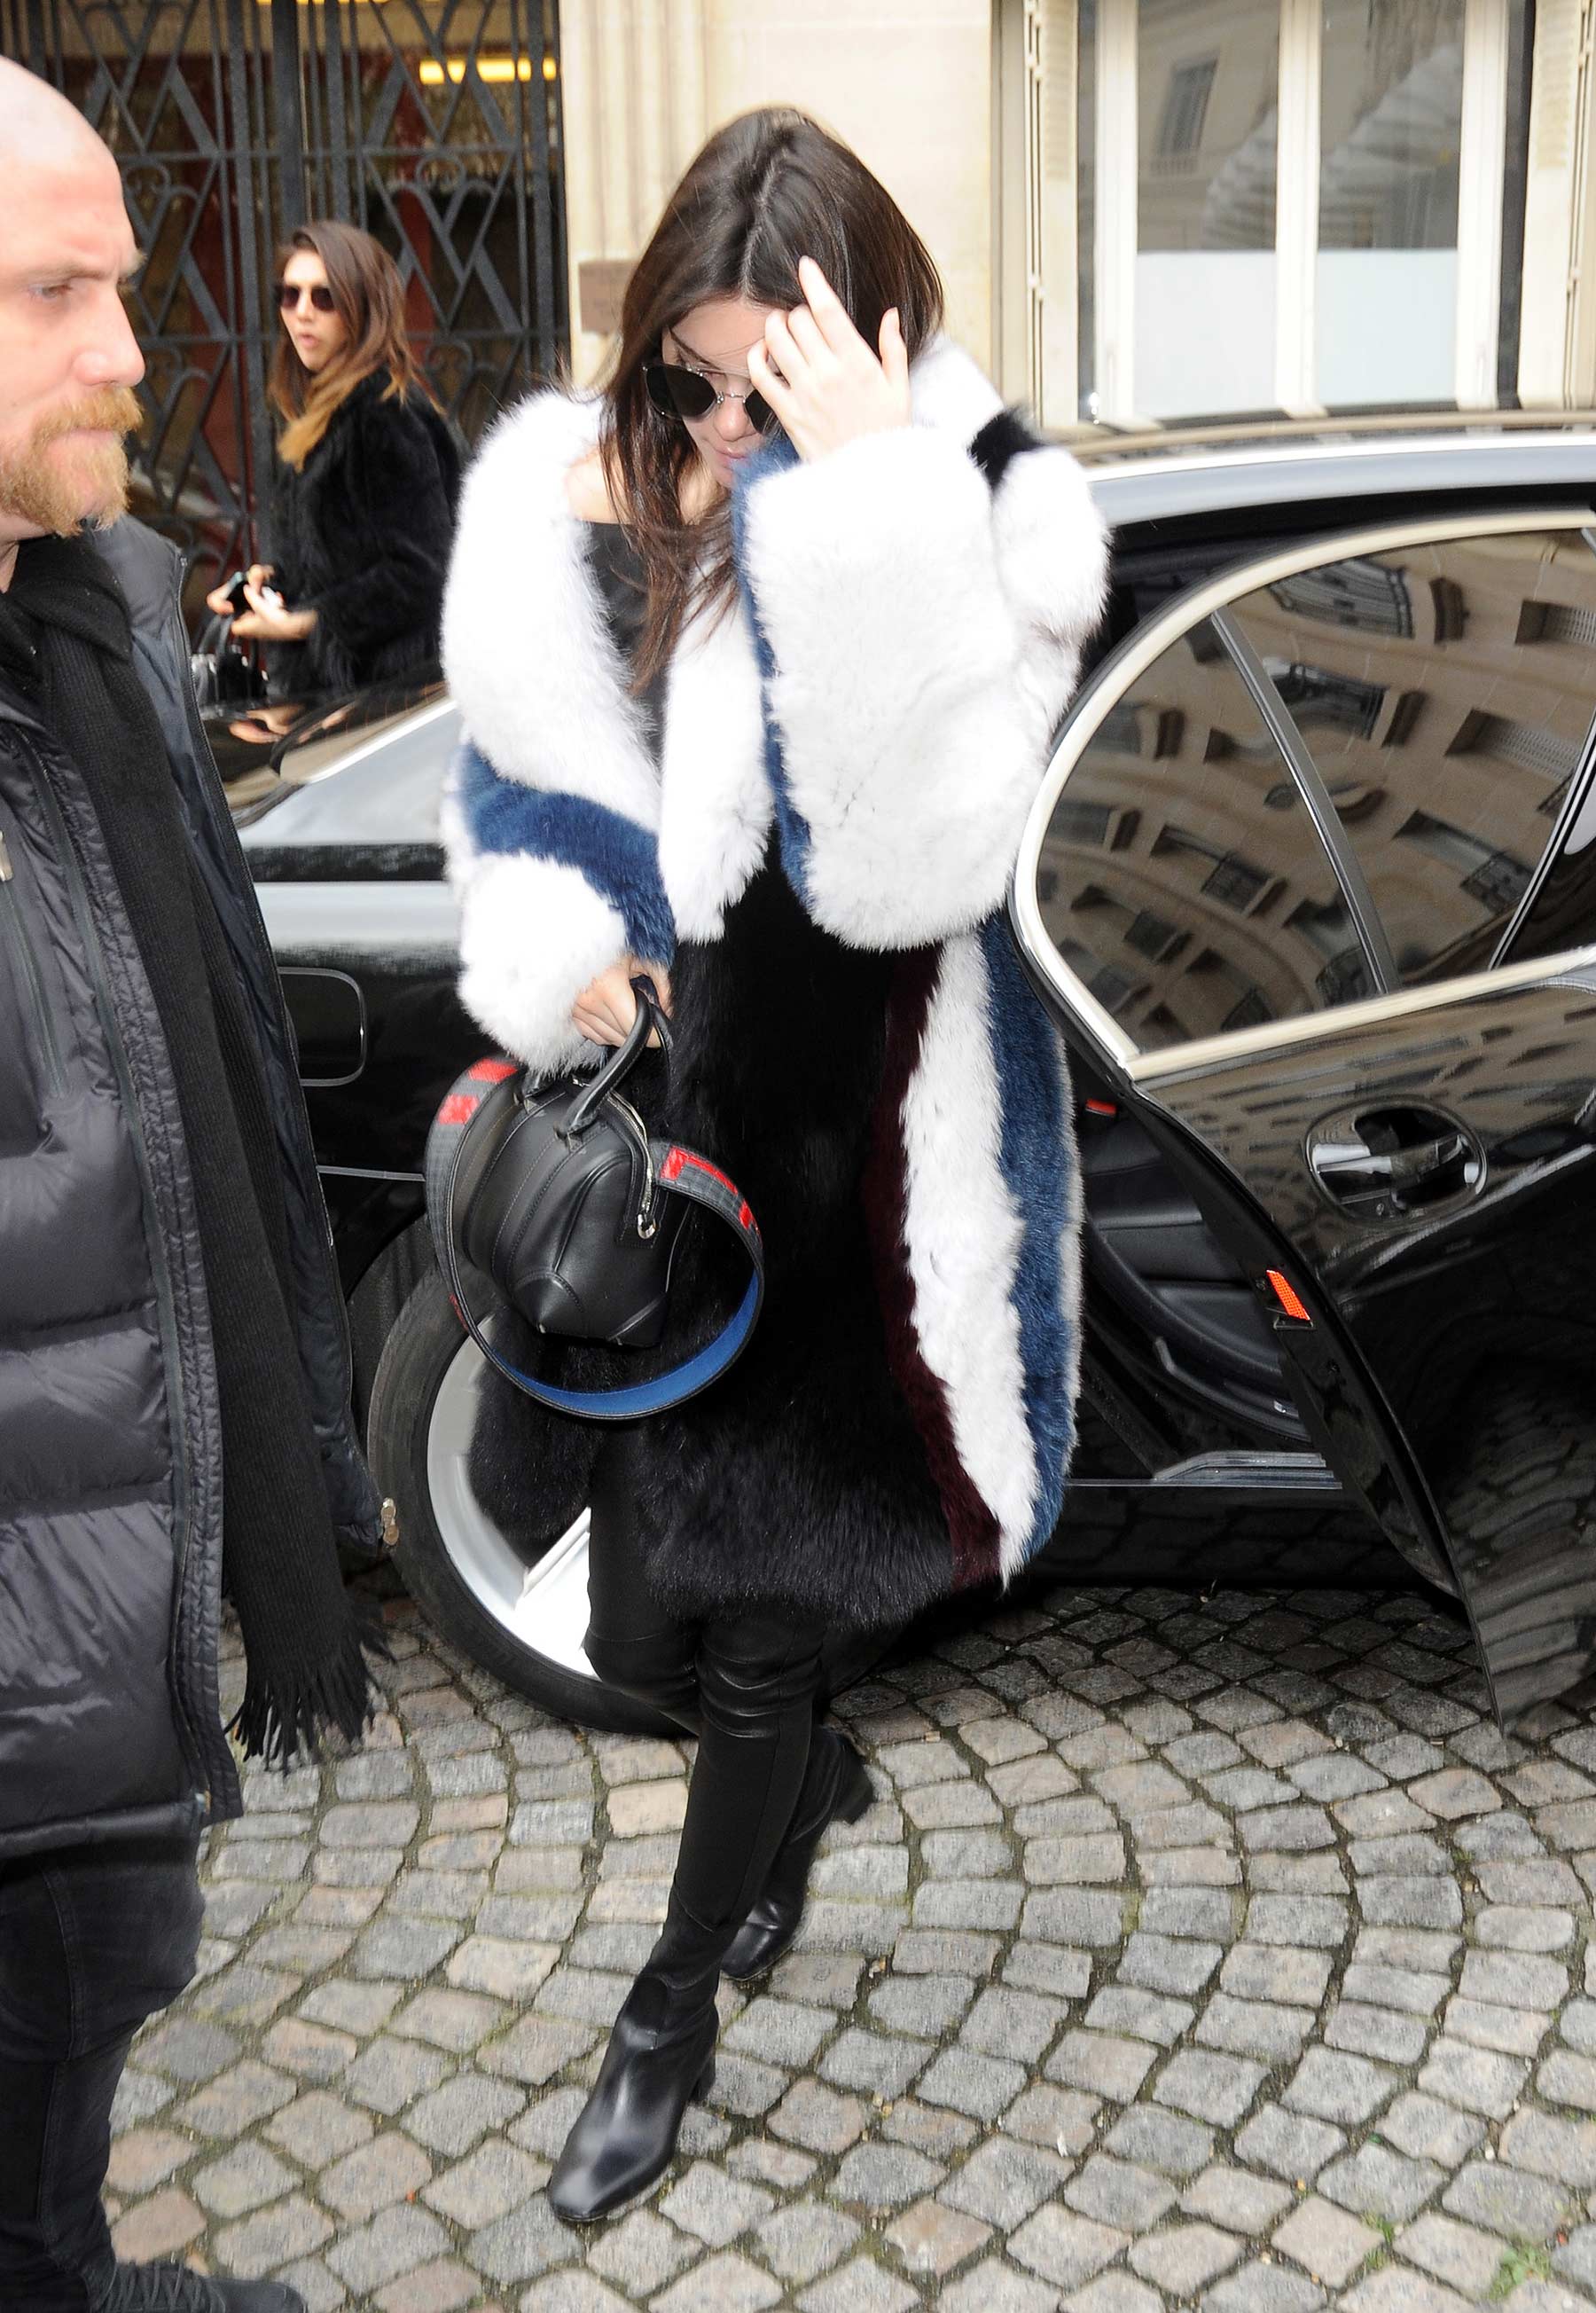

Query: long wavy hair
<box><xmin>599</xmin><ymin>108</ymin><xmax>943</xmax><ymax>688</ymax></box>
<box><xmin>269</xmin><ymin>222</ymin><xmax>437</xmax><ymax>470</ymax></box>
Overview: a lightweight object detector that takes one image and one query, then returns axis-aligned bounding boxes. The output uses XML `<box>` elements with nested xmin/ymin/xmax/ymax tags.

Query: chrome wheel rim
<box><xmin>425</xmin><ymin>1334</ymin><xmax>598</xmax><ymax>1678</ymax></box>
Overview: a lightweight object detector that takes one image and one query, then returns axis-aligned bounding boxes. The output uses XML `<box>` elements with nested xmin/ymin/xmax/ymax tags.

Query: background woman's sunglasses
<box><xmin>277</xmin><ymin>281</ymin><xmax>336</xmax><ymax>313</ymax></box>
<box><xmin>644</xmin><ymin>360</ymin><xmax>775</xmax><ymax>435</ymax></box>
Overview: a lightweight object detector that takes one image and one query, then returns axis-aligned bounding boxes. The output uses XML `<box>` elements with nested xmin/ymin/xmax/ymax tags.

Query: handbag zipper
<box><xmin>0</xmin><ymin>826</ymin><xmax>66</xmax><ymax>1096</ymax></box>
<box><xmin>606</xmin><ymin>1089</ymin><xmax>660</xmax><ymax>1235</ymax></box>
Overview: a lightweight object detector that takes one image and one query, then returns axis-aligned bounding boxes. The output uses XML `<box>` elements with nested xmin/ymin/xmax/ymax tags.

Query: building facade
<box><xmin>562</xmin><ymin>1</ymin><xmax>1596</xmax><ymax>437</ymax></box>
<box><xmin>3</xmin><ymin>0</ymin><xmax>566</xmax><ymax>585</ymax></box>
<box><xmin>7</xmin><ymin>0</ymin><xmax>1596</xmax><ymax>587</ymax></box>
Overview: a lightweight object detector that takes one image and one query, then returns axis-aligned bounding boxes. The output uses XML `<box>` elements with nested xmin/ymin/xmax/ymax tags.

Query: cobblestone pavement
<box><xmin>107</xmin><ymin>1575</ymin><xmax>1596</xmax><ymax>2313</ymax></box>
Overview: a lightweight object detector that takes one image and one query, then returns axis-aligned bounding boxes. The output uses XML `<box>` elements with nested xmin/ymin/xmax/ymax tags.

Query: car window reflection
<box><xmin>1226</xmin><ymin>530</ymin><xmax>1596</xmax><ymax>985</ymax></box>
<box><xmin>1035</xmin><ymin>617</ymin><xmax>1367</xmax><ymax>1052</ymax></box>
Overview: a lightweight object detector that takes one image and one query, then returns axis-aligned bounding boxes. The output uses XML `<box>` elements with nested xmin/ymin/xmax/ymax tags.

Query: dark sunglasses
<box><xmin>276</xmin><ymin>280</ymin><xmax>336</xmax><ymax>314</ymax></box>
<box><xmin>644</xmin><ymin>360</ymin><xmax>776</xmax><ymax>436</ymax></box>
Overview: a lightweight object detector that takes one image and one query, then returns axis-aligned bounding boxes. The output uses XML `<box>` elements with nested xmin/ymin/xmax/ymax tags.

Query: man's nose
<box><xmin>78</xmin><ymin>287</ymin><xmax>145</xmax><ymax>391</ymax></box>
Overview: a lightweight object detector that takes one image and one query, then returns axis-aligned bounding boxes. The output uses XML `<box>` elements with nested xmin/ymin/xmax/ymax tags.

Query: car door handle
<box><xmin>1308</xmin><ymin>1108</ymin><xmax>1483</xmax><ymax>1217</ymax></box>
<box><xmin>1314</xmin><ymin>1133</ymin><xmax>1467</xmax><ymax>1192</ymax></box>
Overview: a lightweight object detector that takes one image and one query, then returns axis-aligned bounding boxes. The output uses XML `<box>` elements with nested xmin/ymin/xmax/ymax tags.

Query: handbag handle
<box><xmin>564</xmin><ymin>974</ymin><xmax>672</xmax><ymax>1137</ymax></box>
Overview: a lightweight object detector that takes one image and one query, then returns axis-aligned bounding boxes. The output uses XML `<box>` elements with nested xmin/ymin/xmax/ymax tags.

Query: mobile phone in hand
<box><xmin>222</xmin><ymin>569</ymin><xmax>250</xmax><ymax>615</ymax></box>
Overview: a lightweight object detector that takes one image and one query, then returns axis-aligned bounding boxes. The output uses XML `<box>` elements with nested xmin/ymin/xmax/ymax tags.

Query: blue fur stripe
<box><xmin>454</xmin><ymin>741</ymin><xmax>676</xmax><ymax>964</ymax></box>
<box><xmin>731</xmin><ymin>438</ymin><xmax>815</xmax><ymax>906</ymax></box>
<box><xmin>980</xmin><ymin>915</ymin><xmax>1077</xmax><ymax>1556</ymax></box>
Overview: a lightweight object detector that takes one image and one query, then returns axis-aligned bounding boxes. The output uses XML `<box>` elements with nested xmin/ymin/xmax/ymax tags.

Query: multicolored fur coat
<box><xmin>440</xmin><ymin>339</ymin><xmax>1109</xmax><ymax>1631</ymax></box>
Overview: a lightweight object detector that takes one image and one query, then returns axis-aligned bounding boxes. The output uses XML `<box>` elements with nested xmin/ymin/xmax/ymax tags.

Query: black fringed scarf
<box><xmin>2</xmin><ymin>535</ymin><xmax>377</xmax><ymax>1764</ymax></box>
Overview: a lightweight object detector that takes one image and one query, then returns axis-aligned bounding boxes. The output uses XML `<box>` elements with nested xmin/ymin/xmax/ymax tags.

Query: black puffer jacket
<box><xmin>269</xmin><ymin>369</ymin><xmax>462</xmax><ymax>699</ymax></box>
<box><xmin>0</xmin><ymin>519</ymin><xmax>384</xmax><ymax>1860</ymax></box>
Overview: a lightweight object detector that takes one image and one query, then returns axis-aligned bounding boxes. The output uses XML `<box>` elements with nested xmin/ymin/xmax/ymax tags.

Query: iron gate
<box><xmin>2</xmin><ymin>0</ymin><xmax>566</xmax><ymax>600</ymax></box>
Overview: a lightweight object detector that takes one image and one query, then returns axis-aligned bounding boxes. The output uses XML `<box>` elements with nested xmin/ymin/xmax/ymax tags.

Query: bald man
<box><xmin>0</xmin><ymin>65</ymin><xmax>386</xmax><ymax>2313</ymax></box>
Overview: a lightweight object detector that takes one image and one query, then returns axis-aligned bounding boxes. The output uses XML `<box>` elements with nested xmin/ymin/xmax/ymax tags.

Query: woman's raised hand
<box><xmin>747</xmin><ymin>255</ymin><xmax>911</xmax><ymax>463</ymax></box>
<box><xmin>571</xmin><ymin>958</ymin><xmax>674</xmax><ymax>1048</ymax></box>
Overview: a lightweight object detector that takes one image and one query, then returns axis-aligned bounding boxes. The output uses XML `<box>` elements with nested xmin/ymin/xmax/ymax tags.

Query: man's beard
<box><xmin>0</xmin><ymin>387</ymin><xmax>143</xmax><ymax>536</ymax></box>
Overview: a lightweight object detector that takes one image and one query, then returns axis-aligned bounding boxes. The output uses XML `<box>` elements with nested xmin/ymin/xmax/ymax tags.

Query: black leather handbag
<box><xmin>425</xmin><ymin>977</ymin><xmax>763</xmax><ymax>1420</ymax></box>
<box><xmin>187</xmin><ymin>611</ymin><xmax>267</xmax><ymax>714</ymax></box>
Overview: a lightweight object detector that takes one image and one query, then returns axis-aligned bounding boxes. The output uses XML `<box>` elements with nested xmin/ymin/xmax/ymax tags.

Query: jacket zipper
<box><xmin>0</xmin><ymin>826</ymin><xmax>66</xmax><ymax>1096</ymax></box>
<box><xmin>22</xmin><ymin>745</ymin><xmax>214</xmax><ymax>1813</ymax></box>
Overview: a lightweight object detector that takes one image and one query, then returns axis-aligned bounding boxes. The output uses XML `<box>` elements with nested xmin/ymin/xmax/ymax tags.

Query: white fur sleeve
<box><xmin>456</xmin><ymin>851</ymin><xmax>626</xmax><ymax>1076</ymax></box>
<box><xmin>743</xmin><ymin>427</ymin><xmax>1107</xmax><ymax>947</ymax></box>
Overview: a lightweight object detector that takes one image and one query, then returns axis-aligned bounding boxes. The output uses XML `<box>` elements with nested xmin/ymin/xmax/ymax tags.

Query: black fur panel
<box><xmin>468</xmin><ymin>844</ymin><xmax>960</xmax><ymax>1633</ymax></box>
<box><xmin>968</xmin><ymin>407</ymin><xmax>1046</xmax><ymax>494</ymax></box>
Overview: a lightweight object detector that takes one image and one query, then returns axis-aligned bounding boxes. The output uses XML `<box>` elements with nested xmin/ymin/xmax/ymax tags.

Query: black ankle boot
<box><xmin>546</xmin><ymin>1895</ymin><xmax>730</xmax><ymax>2222</ymax></box>
<box><xmin>721</xmin><ymin>1728</ymin><xmax>874</xmax><ymax>1983</ymax></box>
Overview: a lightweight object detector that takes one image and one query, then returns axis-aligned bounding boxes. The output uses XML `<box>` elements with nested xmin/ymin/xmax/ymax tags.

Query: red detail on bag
<box><xmin>468</xmin><ymin>1057</ymin><xmax>519</xmax><ymax>1084</ymax></box>
<box><xmin>739</xmin><ymin>1200</ymin><xmax>754</xmax><ymax>1233</ymax></box>
<box><xmin>661</xmin><ymin>1146</ymin><xmax>738</xmax><ymax>1197</ymax></box>
<box><xmin>438</xmin><ymin>1093</ymin><xmax>477</xmax><ymax>1127</ymax></box>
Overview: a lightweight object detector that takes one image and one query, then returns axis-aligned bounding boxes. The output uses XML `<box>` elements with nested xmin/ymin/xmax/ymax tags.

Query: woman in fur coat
<box><xmin>208</xmin><ymin>221</ymin><xmax>461</xmax><ymax>697</ymax></box>
<box><xmin>441</xmin><ymin>107</ymin><xmax>1108</xmax><ymax>2220</ymax></box>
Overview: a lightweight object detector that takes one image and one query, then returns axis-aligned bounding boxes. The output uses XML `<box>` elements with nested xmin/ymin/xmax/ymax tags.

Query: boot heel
<box><xmin>836</xmin><ymin>1749</ymin><xmax>875</xmax><ymax>1825</ymax></box>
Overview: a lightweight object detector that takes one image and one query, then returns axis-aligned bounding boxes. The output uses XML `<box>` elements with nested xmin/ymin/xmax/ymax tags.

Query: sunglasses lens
<box><xmin>746</xmin><ymin>390</ymin><xmax>775</xmax><ymax>435</ymax></box>
<box><xmin>278</xmin><ymin>283</ymin><xmax>336</xmax><ymax>313</ymax></box>
<box><xmin>646</xmin><ymin>363</ymin><xmax>716</xmax><ymax>422</ymax></box>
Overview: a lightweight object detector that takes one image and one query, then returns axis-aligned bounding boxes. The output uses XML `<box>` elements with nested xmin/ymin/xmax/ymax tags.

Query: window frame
<box><xmin>1012</xmin><ymin>505</ymin><xmax>1596</xmax><ymax>1085</ymax></box>
<box><xmin>1081</xmin><ymin>0</ymin><xmax>1515</xmax><ymax>426</ymax></box>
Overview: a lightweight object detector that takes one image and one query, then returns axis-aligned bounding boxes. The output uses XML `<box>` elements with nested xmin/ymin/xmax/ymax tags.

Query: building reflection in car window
<box><xmin>1226</xmin><ymin>530</ymin><xmax>1596</xmax><ymax>987</ymax></box>
<box><xmin>1035</xmin><ymin>616</ymin><xmax>1372</xmax><ymax>1053</ymax></box>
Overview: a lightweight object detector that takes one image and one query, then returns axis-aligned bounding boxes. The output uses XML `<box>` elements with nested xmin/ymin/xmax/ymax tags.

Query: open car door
<box><xmin>1013</xmin><ymin>509</ymin><xmax>1596</xmax><ymax>1726</ymax></box>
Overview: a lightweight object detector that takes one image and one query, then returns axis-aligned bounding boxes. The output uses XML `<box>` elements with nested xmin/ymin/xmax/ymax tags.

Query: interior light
<box><xmin>419</xmin><ymin>54</ymin><xmax>558</xmax><ymax>83</ymax></box>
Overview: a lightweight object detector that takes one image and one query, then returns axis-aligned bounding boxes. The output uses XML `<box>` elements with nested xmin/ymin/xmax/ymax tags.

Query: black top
<box><xmin>583</xmin><ymin>520</ymin><xmax>666</xmax><ymax>763</ymax></box>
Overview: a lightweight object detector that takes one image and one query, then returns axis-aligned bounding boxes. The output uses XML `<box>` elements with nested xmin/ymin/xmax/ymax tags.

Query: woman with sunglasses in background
<box><xmin>207</xmin><ymin>223</ymin><xmax>460</xmax><ymax>698</ymax></box>
<box><xmin>442</xmin><ymin>106</ymin><xmax>1107</xmax><ymax>2222</ymax></box>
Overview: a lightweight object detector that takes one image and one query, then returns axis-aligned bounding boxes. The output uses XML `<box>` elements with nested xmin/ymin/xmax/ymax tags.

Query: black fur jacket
<box><xmin>269</xmin><ymin>369</ymin><xmax>462</xmax><ymax>698</ymax></box>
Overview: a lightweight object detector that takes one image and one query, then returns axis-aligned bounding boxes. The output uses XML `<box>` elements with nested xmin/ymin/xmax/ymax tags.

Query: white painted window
<box><xmin>1042</xmin><ymin>0</ymin><xmax>1528</xmax><ymax>427</ymax></box>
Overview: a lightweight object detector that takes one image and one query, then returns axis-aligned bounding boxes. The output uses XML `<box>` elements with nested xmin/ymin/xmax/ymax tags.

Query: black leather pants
<box><xmin>584</xmin><ymin>1433</ymin><xmax>825</xmax><ymax>1930</ymax></box>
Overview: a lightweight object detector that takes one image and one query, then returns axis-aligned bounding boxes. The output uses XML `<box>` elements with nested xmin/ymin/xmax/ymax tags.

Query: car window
<box><xmin>1224</xmin><ymin>531</ymin><xmax>1596</xmax><ymax>985</ymax></box>
<box><xmin>1033</xmin><ymin>616</ymin><xmax>1376</xmax><ymax>1055</ymax></box>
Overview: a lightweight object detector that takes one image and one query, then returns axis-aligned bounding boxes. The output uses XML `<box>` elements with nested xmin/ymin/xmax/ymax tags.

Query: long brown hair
<box><xmin>600</xmin><ymin>108</ymin><xmax>943</xmax><ymax>687</ymax></box>
<box><xmin>269</xmin><ymin>222</ymin><xmax>437</xmax><ymax>470</ymax></box>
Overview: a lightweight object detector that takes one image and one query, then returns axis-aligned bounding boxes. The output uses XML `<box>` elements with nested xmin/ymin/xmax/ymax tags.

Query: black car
<box><xmin>230</xmin><ymin>416</ymin><xmax>1596</xmax><ymax>1736</ymax></box>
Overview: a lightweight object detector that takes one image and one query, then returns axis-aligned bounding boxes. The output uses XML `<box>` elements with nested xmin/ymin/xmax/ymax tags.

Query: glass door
<box><xmin>1317</xmin><ymin>0</ymin><xmax>1465</xmax><ymax>407</ymax></box>
<box><xmin>1076</xmin><ymin>0</ymin><xmax>1529</xmax><ymax>425</ymax></box>
<box><xmin>1134</xmin><ymin>0</ymin><xmax>1280</xmax><ymax>419</ymax></box>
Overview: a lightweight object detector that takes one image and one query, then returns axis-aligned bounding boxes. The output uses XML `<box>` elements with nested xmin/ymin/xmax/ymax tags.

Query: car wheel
<box><xmin>366</xmin><ymin>1273</ymin><xmax>897</xmax><ymax>1731</ymax></box>
<box><xmin>367</xmin><ymin>1271</ymin><xmax>677</xmax><ymax>1733</ymax></box>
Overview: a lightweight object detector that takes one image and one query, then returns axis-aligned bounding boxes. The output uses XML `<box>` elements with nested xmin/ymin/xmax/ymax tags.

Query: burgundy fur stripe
<box><xmin>863</xmin><ymin>946</ymin><xmax>1004</xmax><ymax>1593</ymax></box>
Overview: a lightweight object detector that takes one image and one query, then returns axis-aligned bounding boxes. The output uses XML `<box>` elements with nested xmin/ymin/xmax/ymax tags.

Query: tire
<box><xmin>368</xmin><ymin>1271</ymin><xmax>675</xmax><ymax>1733</ymax></box>
<box><xmin>367</xmin><ymin>1272</ymin><xmax>895</xmax><ymax>1732</ymax></box>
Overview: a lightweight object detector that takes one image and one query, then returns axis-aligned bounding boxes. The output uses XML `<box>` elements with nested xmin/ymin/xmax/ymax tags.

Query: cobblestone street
<box><xmin>107</xmin><ymin>1574</ymin><xmax>1596</xmax><ymax>2313</ymax></box>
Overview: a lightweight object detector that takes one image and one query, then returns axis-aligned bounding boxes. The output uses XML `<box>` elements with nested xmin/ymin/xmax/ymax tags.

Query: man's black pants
<box><xmin>0</xmin><ymin>1835</ymin><xmax>204</xmax><ymax>2310</ymax></box>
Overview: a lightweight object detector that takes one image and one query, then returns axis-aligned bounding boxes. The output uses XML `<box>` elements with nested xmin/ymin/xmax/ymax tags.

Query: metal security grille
<box><xmin>4</xmin><ymin>0</ymin><xmax>565</xmax><ymax>599</ymax></box>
